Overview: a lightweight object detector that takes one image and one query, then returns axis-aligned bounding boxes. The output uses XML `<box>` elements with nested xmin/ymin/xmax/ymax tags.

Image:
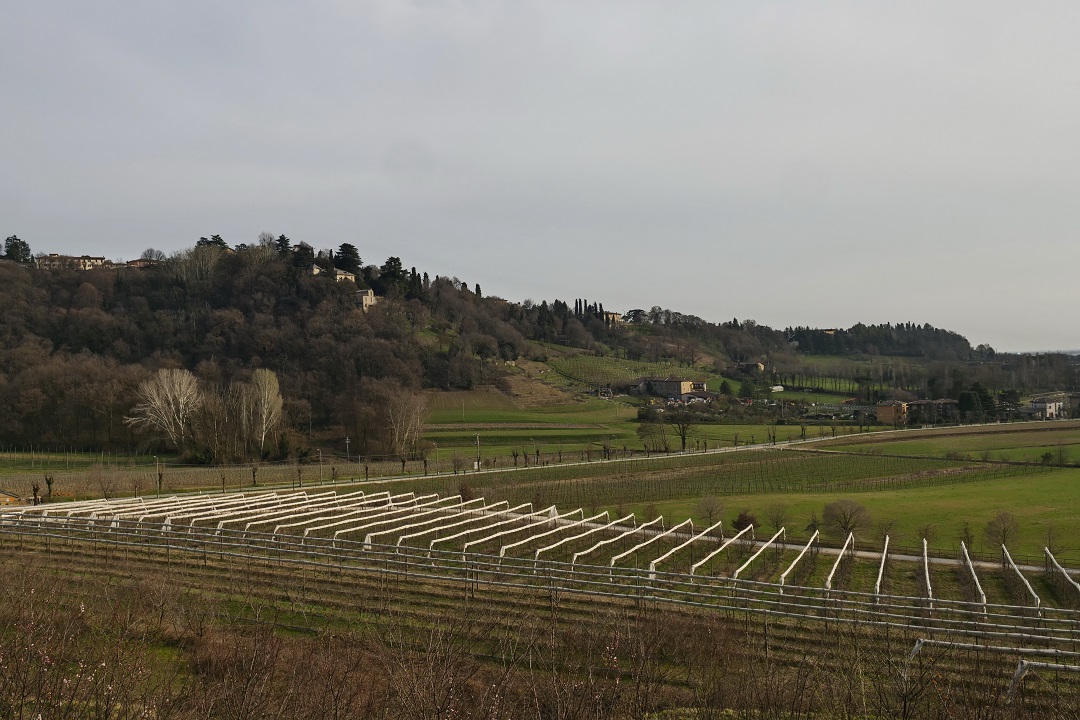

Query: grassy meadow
<box><xmin>599</xmin><ymin>468</ymin><xmax>1080</xmax><ymax>563</ymax></box>
<box><xmin>821</xmin><ymin>422</ymin><xmax>1080</xmax><ymax>463</ymax></box>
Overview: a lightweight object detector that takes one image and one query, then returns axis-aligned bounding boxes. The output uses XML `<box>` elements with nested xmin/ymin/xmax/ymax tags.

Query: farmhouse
<box><xmin>876</xmin><ymin>400</ymin><xmax>908</xmax><ymax>426</ymax></box>
<box><xmin>636</xmin><ymin>377</ymin><xmax>692</xmax><ymax>397</ymax></box>
<box><xmin>634</xmin><ymin>377</ymin><xmax>708</xmax><ymax>399</ymax></box>
<box><xmin>906</xmin><ymin>398</ymin><xmax>960</xmax><ymax>424</ymax></box>
<box><xmin>733</xmin><ymin>362</ymin><xmax>765</xmax><ymax>376</ymax></box>
<box><xmin>1030</xmin><ymin>397</ymin><xmax>1064</xmax><ymax>420</ymax></box>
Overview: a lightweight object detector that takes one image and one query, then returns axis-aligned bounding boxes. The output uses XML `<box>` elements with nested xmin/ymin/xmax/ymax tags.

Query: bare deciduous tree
<box><xmin>637</xmin><ymin>421</ymin><xmax>669</xmax><ymax>453</ymax></box>
<box><xmin>985</xmin><ymin>511</ymin><xmax>1019</xmax><ymax>566</ymax></box>
<box><xmin>765</xmin><ymin>502</ymin><xmax>789</xmax><ymax>533</ymax></box>
<box><xmin>823</xmin><ymin>499</ymin><xmax>871</xmax><ymax>537</ymax></box>
<box><xmin>877</xmin><ymin>518</ymin><xmax>898</xmax><ymax>544</ymax></box>
<box><xmin>385</xmin><ymin>388</ymin><xmax>428</xmax><ymax>459</ymax></box>
<box><xmin>170</xmin><ymin>243</ymin><xmax>225</xmax><ymax>288</ymax></box>
<box><xmin>1045</xmin><ymin>522</ymin><xmax>1061</xmax><ymax>556</ymax></box>
<box><xmin>957</xmin><ymin>521</ymin><xmax>974</xmax><ymax>552</ymax></box>
<box><xmin>250</xmin><ymin>368</ymin><xmax>283</xmax><ymax>457</ymax></box>
<box><xmin>696</xmin><ymin>496</ymin><xmax>723</xmax><ymax>527</ymax></box>
<box><xmin>917</xmin><ymin>523</ymin><xmax>937</xmax><ymax>545</ymax></box>
<box><xmin>125</xmin><ymin>368</ymin><xmax>202</xmax><ymax>451</ymax></box>
<box><xmin>665</xmin><ymin>410</ymin><xmax>696</xmax><ymax>452</ymax></box>
<box><xmin>191</xmin><ymin>382</ymin><xmax>254</xmax><ymax>463</ymax></box>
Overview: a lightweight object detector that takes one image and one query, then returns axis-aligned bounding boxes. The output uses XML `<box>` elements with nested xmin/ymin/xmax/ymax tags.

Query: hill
<box><xmin>0</xmin><ymin>238</ymin><xmax>1077</xmax><ymax>460</ymax></box>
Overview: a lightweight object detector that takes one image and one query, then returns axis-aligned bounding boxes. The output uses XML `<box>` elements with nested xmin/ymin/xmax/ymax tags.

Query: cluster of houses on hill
<box><xmin>308</xmin><ymin>265</ymin><xmax>380</xmax><ymax>311</ymax></box>
<box><xmin>630</xmin><ymin>375</ymin><xmax>1077</xmax><ymax>424</ymax></box>
<box><xmin>31</xmin><ymin>253</ymin><xmax>160</xmax><ymax>271</ymax></box>
<box><xmin>27</xmin><ymin>253</ymin><xmax>383</xmax><ymax>313</ymax></box>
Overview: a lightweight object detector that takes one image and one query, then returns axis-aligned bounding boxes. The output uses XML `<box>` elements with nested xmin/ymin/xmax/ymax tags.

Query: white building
<box><xmin>1031</xmin><ymin>397</ymin><xmax>1064</xmax><ymax>420</ymax></box>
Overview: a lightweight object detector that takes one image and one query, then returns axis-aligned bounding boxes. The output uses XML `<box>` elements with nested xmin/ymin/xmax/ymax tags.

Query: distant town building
<box><xmin>876</xmin><ymin>400</ymin><xmax>908</xmax><ymax>426</ymax></box>
<box><xmin>126</xmin><ymin>258</ymin><xmax>163</xmax><ymax>269</ymax></box>
<box><xmin>356</xmin><ymin>288</ymin><xmax>380</xmax><ymax>312</ymax></box>
<box><xmin>733</xmin><ymin>361</ymin><xmax>765</xmax><ymax>376</ymax></box>
<box><xmin>603</xmin><ymin>311</ymin><xmax>623</xmax><ymax>325</ymax></box>
<box><xmin>36</xmin><ymin>253</ymin><xmax>107</xmax><ymax>271</ymax></box>
<box><xmin>906</xmin><ymin>399</ymin><xmax>960</xmax><ymax>424</ymax></box>
<box><xmin>635</xmin><ymin>377</ymin><xmax>706</xmax><ymax>398</ymax></box>
<box><xmin>309</xmin><ymin>264</ymin><xmax>356</xmax><ymax>282</ymax></box>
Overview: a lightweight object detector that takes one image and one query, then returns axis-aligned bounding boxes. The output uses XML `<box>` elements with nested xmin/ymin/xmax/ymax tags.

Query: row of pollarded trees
<box><xmin>125</xmin><ymin>368</ymin><xmax>283</xmax><ymax>463</ymax></box>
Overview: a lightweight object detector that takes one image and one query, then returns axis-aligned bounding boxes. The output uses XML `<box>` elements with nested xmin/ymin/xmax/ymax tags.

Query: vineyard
<box><xmin>7</xmin><ymin>474</ymin><xmax>1080</xmax><ymax>716</ymax></box>
<box><xmin>4</xmin><ymin>488</ymin><xmax>1080</xmax><ymax>708</ymax></box>
<box><xmin>547</xmin><ymin>355</ymin><xmax>708</xmax><ymax>390</ymax></box>
<box><xmin>4</xmin><ymin>488</ymin><xmax>1078</xmax><ymax>614</ymax></box>
<box><xmin>360</xmin><ymin>448</ymin><xmax>1050</xmax><ymax>526</ymax></box>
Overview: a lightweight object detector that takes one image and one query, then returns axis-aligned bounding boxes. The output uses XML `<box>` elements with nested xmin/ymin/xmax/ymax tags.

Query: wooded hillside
<box><xmin>0</xmin><ymin>237</ymin><xmax>1074</xmax><ymax>456</ymax></box>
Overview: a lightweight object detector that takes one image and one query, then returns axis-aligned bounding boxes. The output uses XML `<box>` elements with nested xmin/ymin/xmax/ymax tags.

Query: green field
<box><xmin>547</xmin><ymin>355</ymin><xmax>691</xmax><ymax>388</ymax></box>
<box><xmin>8</xmin><ymin>411</ymin><xmax>1080</xmax><ymax>575</ymax></box>
<box><xmin>598</xmin><ymin>467</ymin><xmax>1078</xmax><ymax>563</ymax></box>
<box><xmin>426</xmin><ymin>386</ymin><xmax>521</xmax><ymax>415</ymax></box>
<box><xmin>821</xmin><ymin>423</ymin><xmax>1080</xmax><ymax>463</ymax></box>
<box><xmin>425</xmin><ymin>418</ymin><xmax>867</xmax><ymax>455</ymax></box>
<box><xmin>350</xmin><ymin>443</ymin><xmax>1056</xmax><ymax>556</ymax></box>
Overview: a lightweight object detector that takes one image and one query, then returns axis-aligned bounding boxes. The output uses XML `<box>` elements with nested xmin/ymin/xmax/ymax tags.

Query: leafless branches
<box><xmin>125</xmin><ymin>367</ymin><xmax>283</xmax><ymax>462</ymax></box>
<box><xmin>125</xmin><ymin>368</ymin><xmax>201</xmax><ymax>450</ymax></box>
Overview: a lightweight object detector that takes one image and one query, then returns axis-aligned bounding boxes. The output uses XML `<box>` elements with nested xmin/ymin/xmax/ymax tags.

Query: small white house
<box><xmin>1031</xmin><ymin>398</ymin><xmax>1063</xmax><ymax>420</ymax></box>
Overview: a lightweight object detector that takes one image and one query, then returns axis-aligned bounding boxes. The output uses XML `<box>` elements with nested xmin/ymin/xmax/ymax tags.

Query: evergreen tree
<box><xmin>4</xmin><ymin>235</ymin><xmax>32</xmax><ymax>263</ymax></box>
<box><xmin>335</xmin><ymin>243</ymin><xmax>361</xmax><ymax>273</ymax></box>
<box><xmin>407</xmin><ymin>268</ymin><xmax>424</xmax><ymax>300</ymax></box>
<box><xmin>197</xmin><ymin>234</ymin><xmax>229</xmax><ymax>249</ymax></box>
<box><xmin>292</xmin><ymin>242</ymin><xmax>315</xmax><ymax>269</ymax></box>
<box><xmin>380</xmin><ymin>256</ymin><xmax>405</xmax><ymax>287</ymax></box>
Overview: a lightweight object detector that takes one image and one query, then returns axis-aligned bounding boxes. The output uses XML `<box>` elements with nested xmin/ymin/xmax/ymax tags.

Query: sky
<box><xmin>3</xmin><ymin>1</ymin><xmax>1078</xmax><ymax>353</ymax></box>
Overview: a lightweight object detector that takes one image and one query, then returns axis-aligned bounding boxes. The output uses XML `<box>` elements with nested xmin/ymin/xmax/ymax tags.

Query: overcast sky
<box><xmin>4</xmin><ymin>2</ymin><xmax>1077</xmax><ymax>352</ymax></box>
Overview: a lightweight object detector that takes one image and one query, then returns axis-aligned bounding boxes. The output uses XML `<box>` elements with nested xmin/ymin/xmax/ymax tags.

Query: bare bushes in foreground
<box><xmin>1</xmin><ymin>551</ymin><xmax>1079</xmax><ymax>719</ymax></box>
